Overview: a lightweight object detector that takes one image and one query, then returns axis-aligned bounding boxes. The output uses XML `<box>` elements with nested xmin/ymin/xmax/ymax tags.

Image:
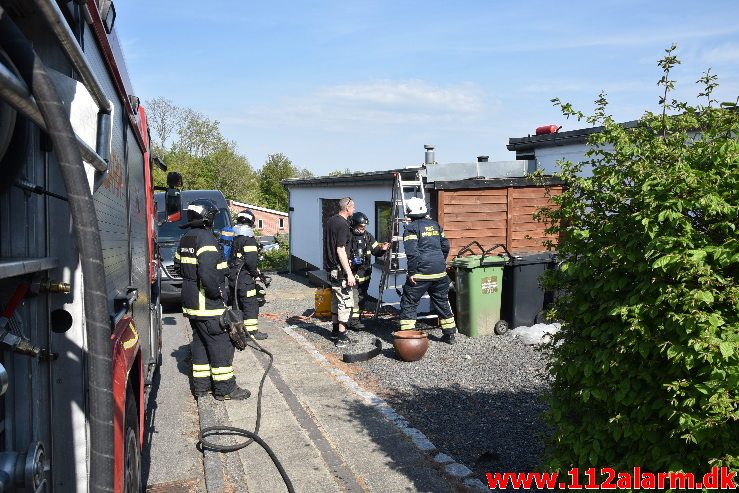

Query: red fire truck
<box><xmin>0</xmin><ymin>1</ymin><xmax>176</xmax><ymax>491</ymax></box>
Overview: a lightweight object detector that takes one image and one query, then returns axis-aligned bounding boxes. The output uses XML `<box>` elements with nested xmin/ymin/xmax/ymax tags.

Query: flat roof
<box><xmin>281</xmin><ymin>168</ymin><xmax>421</xmax><ymax>188</ymax></box>
<box><xmin>507</xmin><ymin>120</ymin><xmax>638</xmax><ymax>152</ymax></box>
<box><xmin>433</xmin><ymin>176</ymin><xmax>564</xmax><ymax>190</ymax></box>
<box><xmin>227</xmin><ymin>200</ymin><xmax>288</xmax><ymax>216</ymax></box>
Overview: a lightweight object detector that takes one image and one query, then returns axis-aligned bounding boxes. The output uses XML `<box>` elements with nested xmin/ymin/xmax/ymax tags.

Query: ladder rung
<box><xmin>417</xmin><ymin>314</ymin><xmax>438</xmax><ymax>319</ymax></box>
<box><xmin>400</xmin><ymin>181</ymin><xmax>423</xmax><ymax>187</ymax></box>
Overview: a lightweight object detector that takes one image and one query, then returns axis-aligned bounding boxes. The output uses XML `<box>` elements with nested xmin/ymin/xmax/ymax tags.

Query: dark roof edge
<box><xmin>507</xmin><ymin>120</ymin><xmax>639</xmax><ymax>151</ymax></box>
<box><xmin>434</xmin><ymin>176</ymin><xmax>564</xmax><ymax>190</ymax></box>
<box><xmin>281</xmin><ymin>168</ymin><xmax>419</xmax><ymax>188</ymax></box>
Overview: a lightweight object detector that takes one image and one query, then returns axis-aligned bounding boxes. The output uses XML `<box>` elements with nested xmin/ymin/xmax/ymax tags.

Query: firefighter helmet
<box><xmin>186</xmin><ymin>199</ymin><xmax>219</xmax><ymax>227</ymax></box>
<box><xmin>404</xmin><ymin>197</ymin><xmax>427</xmax><ymax>218</ymax></box>
<box><xmin>236</xmin><ymin>209</ymin><xmax>255</xmax><ymax>227</ymax></box>
<box><xmin>349</xmin><ymin>211</ymin><xmax>369</xmax><ymax>229</ymax></box>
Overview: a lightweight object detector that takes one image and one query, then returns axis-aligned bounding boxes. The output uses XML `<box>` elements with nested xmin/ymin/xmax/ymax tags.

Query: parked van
<box><xmin>154</xmin><ymin>190</ymin><xmax>232</xmax><ymax>303</ymax></box>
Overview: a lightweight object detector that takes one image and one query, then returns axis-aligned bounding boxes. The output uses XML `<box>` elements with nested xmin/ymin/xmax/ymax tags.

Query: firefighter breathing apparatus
<box><xmin>200</xmin><ymin>248</ymin><xmax>295</xmax><ymax>492</ymax></box>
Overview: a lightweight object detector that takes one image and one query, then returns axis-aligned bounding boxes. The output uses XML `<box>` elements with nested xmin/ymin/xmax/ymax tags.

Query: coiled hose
<box><xmin>199</xmin><ymin>335</ymin><xmax>295</xmax><ymax>493</ymax></box>
<box><xmin>0</xmin><ymin>9</ymin><xmax>114</xmax><ymax>492</ymax></box>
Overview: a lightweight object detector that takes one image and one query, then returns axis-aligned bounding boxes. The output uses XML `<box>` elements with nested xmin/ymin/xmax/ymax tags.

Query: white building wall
<box><xmin>287</xmin><ymin>182</ymin><xmax>430</xmax><ymax>312</ymax></box>
<box><xmin>534</xmin><ymin>143</ymin><xmax>591</xmax><ymax>175</ymax></box>
<box><xmin>534</xmin><ymin>142</ymin><xmax>615</xmax><ymax>177</ymax></box>
<box><xmin>288</xmin><ymin>183</ymin><xmax>393</xmax><ymax>269</ymax></box>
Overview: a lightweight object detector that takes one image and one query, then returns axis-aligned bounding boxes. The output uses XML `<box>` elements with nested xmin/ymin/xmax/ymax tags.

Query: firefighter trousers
<box><xmin>399</xmin><ymin>277</ymin><xmax>457</xmax><ymax>334</ymax></box>
<box><xmin>350</xmin><ymin>279</ymin><xmax>371</xmax><ymax>320</ymax></box>
<box><xmin>235</xmin><ymin>282</ymin><xmax>260</xmax><ymax>334</ymax></box>
<box><xmin>189</xmin><ymin>317</ymin><xmax>236</xmax><ymax>396</ymax></box>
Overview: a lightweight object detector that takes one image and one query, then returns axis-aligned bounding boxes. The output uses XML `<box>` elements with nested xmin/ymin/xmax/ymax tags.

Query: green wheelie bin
<box><xmin>451</xmin><ymin>242</ymin><xmax>510</xmax><ymax>337</ymax></box>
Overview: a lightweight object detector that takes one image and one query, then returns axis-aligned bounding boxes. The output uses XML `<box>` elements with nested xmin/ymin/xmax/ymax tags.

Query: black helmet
<box><xmin>186</xmin><ymin>199</ymin><xmax>219</xmax><ymax>228</ymax></box>
<box><xmin>236</xmin><ymin>209</ymin><xmax>255</xmax><ymax>226</ymax></box>
<box><xmin>349</xmin><ymin>211</ymin><xmax>369</xmax><ymax>229</ymax></box>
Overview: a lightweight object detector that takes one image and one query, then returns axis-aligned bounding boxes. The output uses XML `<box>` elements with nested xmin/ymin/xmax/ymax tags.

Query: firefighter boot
<box><xmin>441</xmin><ymin>333</ymin><xmax>456</xmax><ymax>345</ymax></box>
<box><xmin>214</xmin><ymin>385</ymin><xmax>251</xmax><ymax>401</ymax></box>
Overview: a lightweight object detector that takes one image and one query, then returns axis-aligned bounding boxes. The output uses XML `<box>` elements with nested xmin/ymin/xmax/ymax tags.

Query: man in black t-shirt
<box><xmin>323</xmin><ymin>197</ymin><xmax>356</xmax><ymax>347</ymax></box>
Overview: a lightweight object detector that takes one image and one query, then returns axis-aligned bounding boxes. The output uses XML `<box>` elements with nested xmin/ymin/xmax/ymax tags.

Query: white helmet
<box><xmin>236</xmin><ymin>209</ymin><xmax>255</xmax><ymax>227</ymax></box>
<box><xmin>405</xmin><ymin>197</ymin><xmax>427</xmax><ymax>218</ymax></box>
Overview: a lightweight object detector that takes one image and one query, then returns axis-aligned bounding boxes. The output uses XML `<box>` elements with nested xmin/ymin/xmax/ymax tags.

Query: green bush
<box><xmin>538</xmin><ymin>46</ymin><xmax>738</xmax><ymax>477</ymax></box>
<box><xmin>261</xmin><ymin>244</ymin><xmax>289</xmax><ymax>272</ymax></box>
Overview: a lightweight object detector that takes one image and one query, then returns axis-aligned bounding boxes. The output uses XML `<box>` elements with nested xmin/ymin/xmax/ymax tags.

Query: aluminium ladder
<box><xmin>373</xmin><ymin>171</ymin><xmax>437</xmax><ymax>323</ymax></box>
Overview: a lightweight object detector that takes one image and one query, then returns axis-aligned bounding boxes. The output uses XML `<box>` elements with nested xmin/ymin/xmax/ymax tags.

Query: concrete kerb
<box><xmin>196</xmin><ymin>395</ymin><xmax>249</xmax><ymax>493</ymax></box>
<box><xmin>282</xmin><ymin>325</ymin><xmax>488</xmax><ymax>491</ymax></box>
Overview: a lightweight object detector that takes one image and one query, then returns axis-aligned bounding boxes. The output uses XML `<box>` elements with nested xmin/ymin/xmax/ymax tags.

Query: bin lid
<box><xmin>508</xmin><ymin>252</ymin><xmax>556</xmax><ymax>266</ymax></box>
<box><xmin>451</xmin><ymin>254</ymin><xmax>508</xmax><ymax>269</ymax></box>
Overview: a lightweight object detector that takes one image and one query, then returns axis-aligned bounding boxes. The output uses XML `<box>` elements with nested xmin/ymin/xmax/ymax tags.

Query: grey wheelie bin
<box><xmin>501</xmin><ymin>252</ymin><xmax>556</xmax><ymax>329</ymax></box>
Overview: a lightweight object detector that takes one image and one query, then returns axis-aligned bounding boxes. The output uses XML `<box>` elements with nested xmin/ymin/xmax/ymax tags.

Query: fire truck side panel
<box><xmin>44</xmin><ymin>48</ymin><xmax>108</xmax><ymax>493</ymax></box>
<box><xmin>125</xmin><ymin>126</ymin><xmax>154</xmax><ymax>373</ymax></box>
<box><xmin>0</xmin><ymin>4</ymin><xmax>158</xmax><ymax>491</ymax></box>
<box><xmin>78</xmin><ymin>24</ymin><xmax>135</xmax><ymax>313</ymax></box>
<box><xmin>0</xmin><ymin>133</ymin><xmax>53</xmax><ymax>472</ymax></box>
<box><xmin>48</xmin><ymin>194</ymin><xmax>90</xmax><ymax>493</ymax></box>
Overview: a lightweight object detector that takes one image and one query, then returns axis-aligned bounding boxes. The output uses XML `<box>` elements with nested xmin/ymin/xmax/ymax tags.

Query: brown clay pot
<box><xmin>392</xmin><ymin>330</ymin><xmax>429</xmax><ymax>362</ymax></box>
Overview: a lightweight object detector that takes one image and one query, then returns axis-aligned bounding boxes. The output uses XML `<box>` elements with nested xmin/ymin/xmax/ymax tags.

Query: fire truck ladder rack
<box><xmin>373</xmin><ymin>171</ymin><xmax>437</xmax><ymax>322</ymax></box>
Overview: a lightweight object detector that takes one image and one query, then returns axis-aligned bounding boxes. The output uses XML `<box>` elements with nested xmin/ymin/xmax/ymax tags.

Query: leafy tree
<box><xmin>539</xmin><ymin>45</ymin><xmax>738</xmax><ymax>476</ymax></box>
<box><xmin>328</xmin><ymin>168</ymin><xmax>353</xmax><ymax>176</ymax></box>
<box><xmin>145</xmin><ymin>96</ymin><xmax>182</xmax><ymax>152</ymax></box>
<box><xmin>204</xmin><ymin>146</ymin><xmax>261</xmax><ymax>204</ymax></box>
<box><xmin>258</xmin><ymin>153</ymin><xmax>304</xmax><ymax>211</ymax></box>
<box><xmin>172</xmin><ymin>109</ymin><xmax>228</xmax><ymax>158</ymax></box>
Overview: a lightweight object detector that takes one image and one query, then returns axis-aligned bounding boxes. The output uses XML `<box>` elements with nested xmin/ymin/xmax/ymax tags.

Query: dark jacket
<box><xmin>403</xmin><ymin>218</ymin><xmax>450</xmax><ymax>279</ymax></box>
<box><xmin>349</xmin><ymin>231</ymin><xmax>385</xmax><ymax>282</ymax></box>
<box><xmin>174</xmin><ymin>226</ymin><xmax>228</xmax><ymax>319</ymax></box>
<box><xmin>228</xmin><ymin>226</ymin><xmax>259</xmax><ymax>297</ymax></box>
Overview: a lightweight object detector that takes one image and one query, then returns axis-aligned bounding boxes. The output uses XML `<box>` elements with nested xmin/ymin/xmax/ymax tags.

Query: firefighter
<box><xmin>398</xmin><ymin>197</ymin><xmax>457</xmax><ymax>344</ymax></box>
<box><xmin>228</xmin><ymin>209</ymin><xmax>268</xmax><ymax>340</ymax></box>
<box><xmin>175</xmin><ymin>199</ymin><xmax>251</xmax><ymax>400</ymax></box>
<box><xmin>347</xmin><ymin>211</ymin><xmax>389</xmax><ymax>329</ymax></box>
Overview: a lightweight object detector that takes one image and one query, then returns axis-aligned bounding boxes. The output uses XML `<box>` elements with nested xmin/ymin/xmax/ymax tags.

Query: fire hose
<box><xmin>199</xmin><ymin>262</ymin><xmax>294</xmax><ymax>492</ymax></box>
<box><xmin>198</xmin><ymin>334</ymin><xmax>295</xmax><ymax>493</ymax></box>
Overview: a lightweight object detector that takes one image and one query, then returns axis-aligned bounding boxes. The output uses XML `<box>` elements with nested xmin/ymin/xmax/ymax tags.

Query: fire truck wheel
<box><xmin>123</xmin><ymin>386</ymin><xmax>142</xmax><ymax>493</ymax></box>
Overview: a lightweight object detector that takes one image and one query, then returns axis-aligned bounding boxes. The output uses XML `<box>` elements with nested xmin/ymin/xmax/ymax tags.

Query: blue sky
<box><xmin>116</xmin><ymin>1</ymin><xmax>739</xmax><ymax>175</ymax></box>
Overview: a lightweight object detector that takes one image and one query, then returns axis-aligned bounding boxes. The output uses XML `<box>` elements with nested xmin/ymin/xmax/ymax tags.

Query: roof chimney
<box><xmin>424</xmin><ymin>145</ymin><xmax>435</xmax><ymax>165</ymax></box>
<box><xmin>477</xmin><ymin>155</ymin><xmax>489</xmax><ymax>163</ymax></box>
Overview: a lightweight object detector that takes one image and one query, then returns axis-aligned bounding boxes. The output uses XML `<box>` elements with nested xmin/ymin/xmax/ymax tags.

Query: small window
<box><xmin>257</xmin><ymin>219</ymin><xmax>263</xmax><ymax>229</ymax></box>
<box><xmin>375</xmin><ymin>201</ymin><xmax>392</xmax><ymax>244</ymax></box>
<box><xmin>279</xmin><ymin>218</ymin><xmax>285</xmax><ymax>229</ymax></box>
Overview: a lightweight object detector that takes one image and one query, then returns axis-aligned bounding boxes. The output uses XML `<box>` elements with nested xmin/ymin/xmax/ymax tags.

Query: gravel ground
<box><xmin>262</xmin><ymin>272</ymin><xmax>552</xmax><ymax>486</ymax></box>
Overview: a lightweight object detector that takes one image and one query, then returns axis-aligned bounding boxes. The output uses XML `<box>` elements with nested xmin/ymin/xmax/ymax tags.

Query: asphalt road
<box><xmin>143</xmin><ymin>309</ymin><xmax>206</xmax><ymax>492</ymax></box>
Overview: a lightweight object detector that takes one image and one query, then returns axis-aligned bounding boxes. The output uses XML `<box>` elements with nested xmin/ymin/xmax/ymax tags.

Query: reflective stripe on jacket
<box><xmin>174</xmin><ymin>227</ymin><xmax>227</xmax><ymax>319</ymax></box>
<box><xmin>403</xmin><ymin>218</ymin><xmax>450</xmax><ymax>277</ymax></box>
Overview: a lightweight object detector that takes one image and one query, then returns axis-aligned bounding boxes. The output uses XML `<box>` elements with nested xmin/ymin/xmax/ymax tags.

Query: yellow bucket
<box><xmin>314</xmin><ymin>288</ymin><xmax>332</xmax><ymax>317</ymax></box>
